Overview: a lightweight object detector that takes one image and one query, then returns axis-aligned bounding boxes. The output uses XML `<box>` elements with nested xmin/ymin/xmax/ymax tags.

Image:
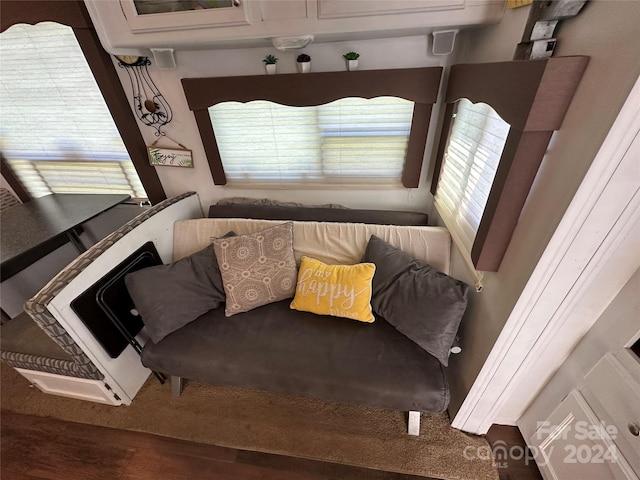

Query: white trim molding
<box><xmin>452</xmin><ymin>74</ymin><xmax>640</xmax><ymax>435</ymax></box>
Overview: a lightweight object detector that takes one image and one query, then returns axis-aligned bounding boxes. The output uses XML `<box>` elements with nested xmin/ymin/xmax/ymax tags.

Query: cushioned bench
<box><xmin>142</xmin><ymin>299</ymin><xmax>449</xmax><ymax>413</ymax></box>
<box><xmin>133</xmin><ymin>205</ymin><xmax>466</xmax><ymax>435</ymax></box>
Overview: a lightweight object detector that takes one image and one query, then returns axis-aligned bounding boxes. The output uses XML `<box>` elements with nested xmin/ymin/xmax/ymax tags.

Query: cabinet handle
<box><xmin>232</xmin><ymin>0</ymin><xmax>240</xmax><ymax>6</ymax></box>
<box><xmin>629</xmin><ymin>423</ymin><xmax>640</xmax><ymax>437</ymax></box>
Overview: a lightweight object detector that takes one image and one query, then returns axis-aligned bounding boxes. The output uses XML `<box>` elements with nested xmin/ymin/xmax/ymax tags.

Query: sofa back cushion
<box><xmin>209</xmin><ymin>203</ymin><xmax>428</xmax><ymax>225</ymax></box>
<box><xmin>173</xmin><ymin>219</ymin><xmax>451</xmax><ymax>275</ymax></box>
<box><xmin>125</xmin><ymin>243</ymin><xmax>228</xmax><ymax>343</ymax></box>
<box><xmin>363</xmin><ymin>235</ymin><xmax>469</xmax><ymax>366</ymax></box>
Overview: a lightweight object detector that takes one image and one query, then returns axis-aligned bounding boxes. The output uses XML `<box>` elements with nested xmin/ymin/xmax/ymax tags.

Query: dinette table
<box><xmin>1</xmin><ymin>193</ymin><xmax>130</xmax><ymax>281</ymax></box>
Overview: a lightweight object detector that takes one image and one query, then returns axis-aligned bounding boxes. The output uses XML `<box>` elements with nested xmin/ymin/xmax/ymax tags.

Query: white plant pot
<box><xmin>265</xmin><ymin>64</ymin><xmax>277</xmax><ymax>75</ymax></box>
<box><xmin>297</xmin><ymin>61</ymin><xmax>311</xmax><ymax>74</ymax></box>
<box><xmin>347</xmin><ymin>59</ymin><xmax>359</xmax><ymax>71</ymax></box>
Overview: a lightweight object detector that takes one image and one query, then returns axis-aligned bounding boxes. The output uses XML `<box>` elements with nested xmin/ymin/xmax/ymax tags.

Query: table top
<box><xmin>1</xmin><ymin>193</ymin><xmax>130</xmax><ymax>278</ymax></box>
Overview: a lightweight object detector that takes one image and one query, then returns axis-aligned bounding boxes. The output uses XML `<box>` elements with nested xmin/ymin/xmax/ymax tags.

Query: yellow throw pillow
<box><xmin>290</xmin><ymin>256</ymin><xmax>376</xmax><ymax>323</ymax></box>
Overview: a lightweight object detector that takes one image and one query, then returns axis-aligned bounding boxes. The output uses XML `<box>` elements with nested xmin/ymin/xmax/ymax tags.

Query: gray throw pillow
<box><xmin>362</xmin><ymin>235</ymin><xmax>469</xmax><ymax>366</ymax></box>
<box><xmin>213</xmin><ymin>222</ymin><xmax>297</xmax><ymax>317</ymax></box>
<box><xmin>125</xmin><ymin>236</ymin><xmax>232</xmax><ymax>344</ymax></box>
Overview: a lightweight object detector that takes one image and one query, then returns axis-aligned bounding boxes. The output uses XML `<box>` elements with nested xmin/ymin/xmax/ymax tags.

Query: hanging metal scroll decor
<box><xmin>117</xmin><ymin>55</ymin><xmax>192</xmax><ymax>167</ymax></box>
<box><xmin>116</xmin><ymin>55</ymin><xmax>173</xmax><ymax>136</ymax></box>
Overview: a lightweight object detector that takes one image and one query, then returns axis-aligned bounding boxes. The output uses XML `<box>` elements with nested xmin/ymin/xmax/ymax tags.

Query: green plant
<box><xmin>263</xmin><ymin>54</ymin><xmax>278</xmax><ymax>64</ymax></box>
<box><xmin>343</xmin><ymin>52</ymin><xmax>360</xmax><ymax>60</ymax></box>
<box><xmin>296</xmin><ymin>53</ymin><xmax>311</xmax><ymax>63</ymax></box>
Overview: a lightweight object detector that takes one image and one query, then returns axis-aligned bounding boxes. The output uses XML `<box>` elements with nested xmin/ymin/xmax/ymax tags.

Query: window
<box><xmin>209</xmin><ymin>97</ymin><xmax>414</xmax><ymax>185</ymax></box>
<box><xmin>431</xmin><ymin>57</ymin><xmax>588</xmax><ymax>278</ymax></box>
<box><xmin>182</xmin><ymin>67</ymin><xmax>443</xmax><ymax>188</ymax></box>
<box><xmin>0</xmin><ymin>23</ymin><xmax>147</xmax><ymax>200</ymax></box>
<box><xmin>434</xmin><ymin>99</ymin><xmax>509</xmax><ymax>254</ymax></box>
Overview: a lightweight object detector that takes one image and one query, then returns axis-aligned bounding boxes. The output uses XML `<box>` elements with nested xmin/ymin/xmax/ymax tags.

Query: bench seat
<box><xmin>141</xmin><ymin>299</ymin><xmax>449</xmax><ymax>413</ymax></box>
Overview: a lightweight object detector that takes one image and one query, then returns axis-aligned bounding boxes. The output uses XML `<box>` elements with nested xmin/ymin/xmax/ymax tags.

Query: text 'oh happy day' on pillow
<box><xmin>290</xmin><ymin>256</ymin><xmax>376</xmax><ymax>323</ymax></box>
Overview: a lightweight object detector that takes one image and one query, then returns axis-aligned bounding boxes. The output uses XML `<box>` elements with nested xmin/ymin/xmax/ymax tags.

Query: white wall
<box><xmin>443</xmin><ymin>0</ymin><xmax>640</xmax><ymax>416</ymax></box>
<box><xmin>113</xmin><ymin>35</ymin><xmax>451</xmax><ymax>212</ymax></box>
<box><xmin>456</xmin><ymin>3</ymin><xmax>530</xmax><ymax>62</ymax></box>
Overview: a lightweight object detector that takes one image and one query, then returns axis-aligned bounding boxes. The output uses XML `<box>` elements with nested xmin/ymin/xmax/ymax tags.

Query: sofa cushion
<box><xmin>212</xmin><ymin>222</ymin><xmax>297</xmax><ymax>316</ymax></box>
<box><xmin>290</xmin><ymin>256</ymin><xmax>375</xmax><ymax>323</ymax></box>
<box><xmin>141</xmin><ymin>300</ymin><xmax>449</xmax><ymax>413</ymax></box>
<box><xmin>174</xmin><ymin>219</ymin><xmax>452</xmax><ymax>275</ymax></box>
<box><xmin>125</xmin><ymin>240</ymin><xmax>229</xmax><ymax>344</ymax></box>
<box><xmin>363</xmin><ymin>235</ymin><xmax>469</xmax><ymax>366</ymax></box>
<box><xmin>208</xmin><ymin>203</ymin><xmax>428</xmax><ymax>225</ymax></box>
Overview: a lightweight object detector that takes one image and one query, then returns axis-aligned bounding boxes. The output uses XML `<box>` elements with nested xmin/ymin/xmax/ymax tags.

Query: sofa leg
<box><xmin>171</xmin><ymin>376</ymin><xmax>183</xmax><ymax>396</ymax></box>
<box><xmin>408</xmin><ymin>411</ymin><xmax>420</xmax><ymax>436</ymax></box>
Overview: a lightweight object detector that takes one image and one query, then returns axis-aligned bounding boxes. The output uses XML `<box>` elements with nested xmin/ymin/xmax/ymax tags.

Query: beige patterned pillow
<box><xmin>212</xmin><ymin>222</ymin><xmax>297</xmax><ymax>316</ymax></box>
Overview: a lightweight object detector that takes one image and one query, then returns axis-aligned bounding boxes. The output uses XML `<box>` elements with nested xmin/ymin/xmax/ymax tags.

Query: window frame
<box><xmin>431</xmin><ymin>57</ymin><xmax>589</xmax><ymax>272</ymax></box>
<box><xmin>0</xmin><ymin>0</ymin><xmax>166</xmax><ymax>204</ymax></box>
<box><xmin>182</xmin><ymin>67</ymin><xmax>442</xmax><ymax>188</ymax></box>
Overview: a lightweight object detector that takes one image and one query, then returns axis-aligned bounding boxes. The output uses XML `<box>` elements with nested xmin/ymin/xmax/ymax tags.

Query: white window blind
<box><xmin>208</xmin><ymin>97</ymin><xmax>414</xmax><ymax>186</ymax></box>
<box><xmin>0</xmin><ymin>23</ymin><xmax>147</xmax><ymax>200</ymax></box>
<box><xmin>434</xmin><ymin>98</ymin><xmax>510</xmax><ymax>287</ymax></box>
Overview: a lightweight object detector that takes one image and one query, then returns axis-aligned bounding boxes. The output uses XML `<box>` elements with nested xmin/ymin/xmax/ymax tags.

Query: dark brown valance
<box><xmin>0</xmin><ymin>1</ymin><xmax>93</xmax><ymax>32</ymax></box>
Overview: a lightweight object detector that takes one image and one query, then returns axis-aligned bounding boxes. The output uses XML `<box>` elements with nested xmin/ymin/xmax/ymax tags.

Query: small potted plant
<box><xmin>343</xmin><ymin>51</ymin><xmax>360</xmax><ymax>71</ymax></box>
<box><xmin>263</xmin><ymin>54</ymin><xmax>278</xmax><ymax>75</ymax></box>
<box><xmin>296</xmin><ymin>53</ymin><xmax>311</xmax><ymax>74</ymax></box>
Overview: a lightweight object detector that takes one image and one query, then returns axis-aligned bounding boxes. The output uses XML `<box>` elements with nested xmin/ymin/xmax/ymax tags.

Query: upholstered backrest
<box><xmin>174</xmin><ymin>219</ymin><xmax>451</xmax><ymax>275</ymax></box>
<box><xmin>209</xmin><ymin>203</ymin><xmax>428</xmax><ymax>226</ymax></box>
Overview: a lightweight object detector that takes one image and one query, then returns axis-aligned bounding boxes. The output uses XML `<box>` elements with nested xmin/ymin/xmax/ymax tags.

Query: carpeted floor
<box><xmin>0</xmin><ymin>364</ymin><xmax>497</xmax><ymax>480</ymax></box>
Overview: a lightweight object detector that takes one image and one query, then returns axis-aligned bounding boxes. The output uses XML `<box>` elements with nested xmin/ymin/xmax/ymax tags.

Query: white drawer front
<box><xmin>16</xmin><ymin>368</ymin><xmax>121</xmax><ymax>406</ymax></box>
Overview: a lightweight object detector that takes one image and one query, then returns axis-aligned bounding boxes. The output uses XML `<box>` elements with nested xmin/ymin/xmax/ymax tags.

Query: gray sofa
<box><xmin>133</xmin><ymin>202</ymin><xmax>467</xmax><ymax>435</ymax></box>
<box><xmin>142</xmin><ymin>298</ymin><xmax>449</xmax><ymax>413</ymax></box>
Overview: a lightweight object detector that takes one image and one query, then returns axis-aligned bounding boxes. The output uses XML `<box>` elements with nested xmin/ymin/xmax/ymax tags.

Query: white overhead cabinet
<box><xmin>317</xmin><ymin>0</ymin><xmax>465</xmax><ymax>19</ymax></box>
<box><xmin>120</xmin><ymin>0</ymin><xmax>250</xmax><ymax>32</ymax></box>
<box><xmin>84</xmin><ymin>0</ymin><xmax>505</xmax><ymax>54</ymax></box>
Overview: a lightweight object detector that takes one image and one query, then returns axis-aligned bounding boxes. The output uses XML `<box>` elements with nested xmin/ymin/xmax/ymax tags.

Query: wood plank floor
<box><xmin>1</xmin><ymin>411</ymin><xmax>542</xmax><ymax>480</ymax></box>
<box><xmin>486</xmin><ymin>425</ymin><xmax>543</xmax><ymax>480</ymax></box>
<box><xmin>0</xmin><ymin>411</ymin><xmax>435</xmax><ymax>480</ymax></box>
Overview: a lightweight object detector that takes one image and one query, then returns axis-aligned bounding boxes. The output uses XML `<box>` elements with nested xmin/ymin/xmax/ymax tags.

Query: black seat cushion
<box><xmin>141</xmin><ymin>300</ymin><xmax>449</xmax><ymax>413</ymax></box>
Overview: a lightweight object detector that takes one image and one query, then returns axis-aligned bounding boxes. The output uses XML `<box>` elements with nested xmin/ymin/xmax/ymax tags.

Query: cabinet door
<box><xmin>581</xmin><ymin>352</ymin><xmax>640</xmax><ymax>473</ymax></box>
<box><xmin>16</xmin><ymin>368</ymin><xmax>121</xmax><ymax>406</ymax></box>
<box><xmin>318</xmin><ymin>0</ymin><xmax>464</xmax><ymax>19</ymax></box>
<box><xmin>260</xmin><ymin>0</ymin><xmax>308</xmax><ymax>21</ymax></box>
<box><xmin>120</xmin><ymin>0</ymin><xmax>249</xmax><ymax>32</ymax></box>
<box><xmin>530</xmin><ymin>390</ymin><xmax>638</xmax><ymax>480</ymax></box>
